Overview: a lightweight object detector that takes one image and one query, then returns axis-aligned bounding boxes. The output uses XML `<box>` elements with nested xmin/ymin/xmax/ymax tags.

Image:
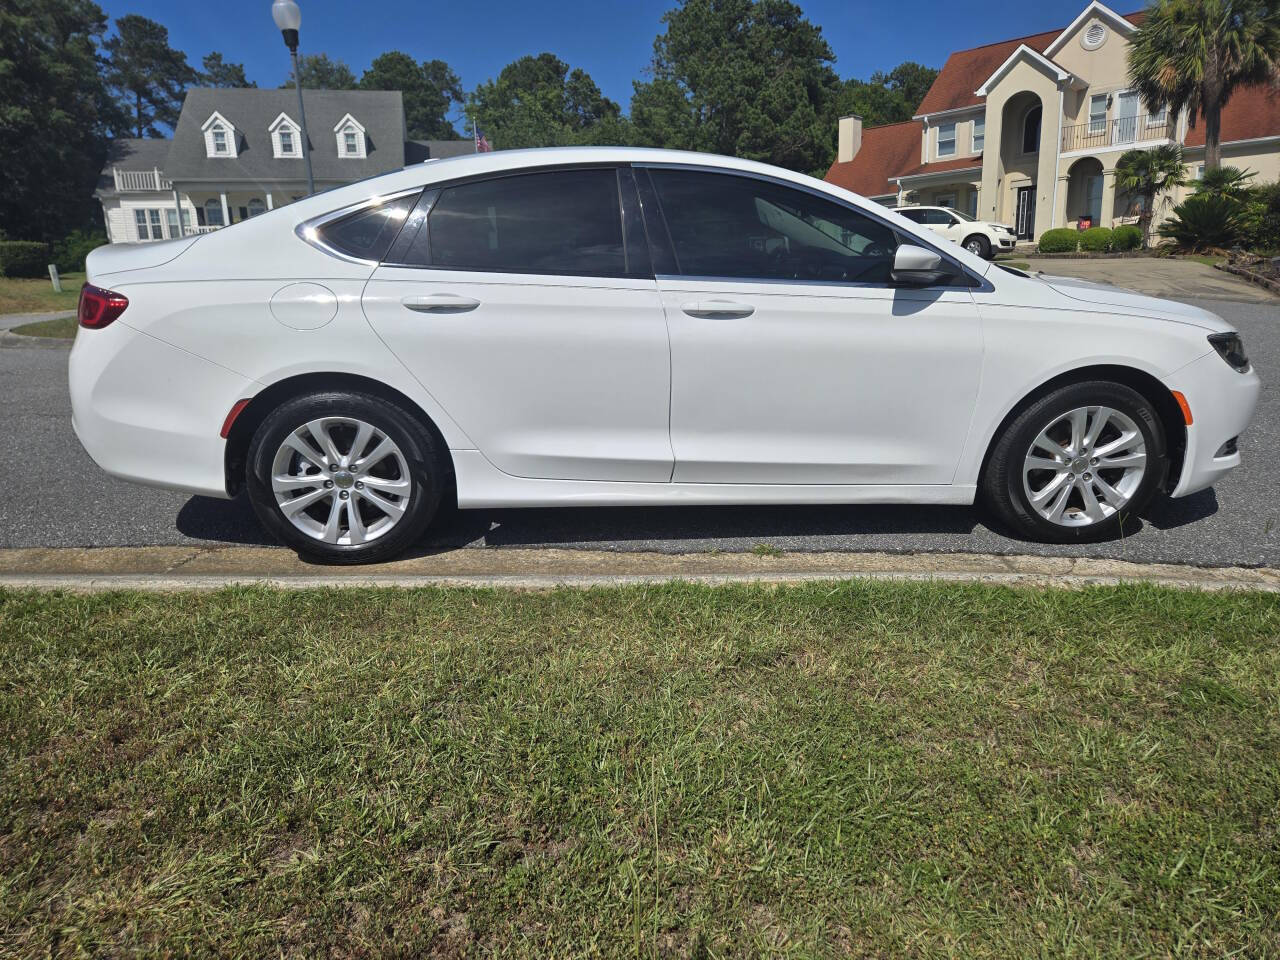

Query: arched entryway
<box><xmin>999</xmin><ymin>92</ymin><xmax>1047</xmax><ymax>239</ymax></box>
<box><xmin>1065</xmin><ymin>157</ymin><xmax>1105</xmax><ymax>229</ymax></box>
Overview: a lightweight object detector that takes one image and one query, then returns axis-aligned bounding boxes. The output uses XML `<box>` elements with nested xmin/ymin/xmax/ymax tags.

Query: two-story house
<box><xmin>94</xmin><ymin>88</ymin><xmax>472</xmax><ymax>243</ymax></box>
<box><xmin>825</xmin><ymin>1</ymin><xmax>1280</xmax><ymax>241</ymax></box>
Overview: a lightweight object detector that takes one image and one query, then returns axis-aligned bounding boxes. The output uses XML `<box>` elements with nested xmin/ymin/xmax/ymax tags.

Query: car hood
<box><xmin>1033</xmin><ymin>272</ymin><xmax>1234</xmax><ymax>332</ymax></box>
<box><xmin>86</xmin><ymin>235</ymin><xmax>201</xmax><ymax>281</ymax></box>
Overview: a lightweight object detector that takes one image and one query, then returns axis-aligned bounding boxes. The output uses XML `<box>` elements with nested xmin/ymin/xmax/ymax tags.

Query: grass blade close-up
<box><xmin>1</xmin><ymin>582</ymin><xmax>1278</xmax><ymax>957</ymax></box>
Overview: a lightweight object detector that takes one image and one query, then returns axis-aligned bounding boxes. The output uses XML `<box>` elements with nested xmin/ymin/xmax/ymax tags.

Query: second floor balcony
<box><xmin>111</xmin><ymin>167</ymin><xmax>173</xmax><ymax>192</ymax></box>
<box><xmin>1061</xmin><ymin>115</ymin><xmax>1177</xmax><ymax>153</ymax></box>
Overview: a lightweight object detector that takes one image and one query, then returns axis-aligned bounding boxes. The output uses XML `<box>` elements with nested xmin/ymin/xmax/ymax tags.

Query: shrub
<box><xmin>1078</xmin><ymin>226</ymin><xmax>1113</xmax><ymax>252</ymax></box>
<box><xmin>51</xmin><ymin>230</ymin><xmax>108</xmax><ymax>274</ymax></box>
<box><xmin>1244</xmin><ymin>181</ymin><xmax>1280</xmax><ymax>250</ymax></box>
<box><xmin>1158</xmin><ymin>193</ymin><xmax>1247</xmax><ymax>250</ymax></box>
<box><xmin>1037</xmin><ymin>228</ymin><xmax>1079</xmax><ymax>254</ymax></box>
<box><xmin>0</xmin><ymin>241</ymin><xmax>51</xmax><ymax>278</ymax></box>
<box><xmin>1112</xmin><ymin>224</ymin><xmax>1144</xmax><ymax>251</ymax></box>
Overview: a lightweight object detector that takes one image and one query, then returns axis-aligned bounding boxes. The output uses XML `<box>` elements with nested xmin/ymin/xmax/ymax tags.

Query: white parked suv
<box><xmin>896</xmin><ymin>205</ymin><xmax>1018</xmax><ymax>259</ymax></box>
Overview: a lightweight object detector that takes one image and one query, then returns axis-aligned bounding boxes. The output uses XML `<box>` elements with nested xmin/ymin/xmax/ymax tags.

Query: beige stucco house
<box><xmin>825</xmin><ymin>1</ymin><xmax>1280</xmax><ymax>241</ymax></box>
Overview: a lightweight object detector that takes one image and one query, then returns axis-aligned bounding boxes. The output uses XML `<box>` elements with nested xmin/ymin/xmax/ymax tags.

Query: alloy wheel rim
<box><xmin>1021</xmin><ymin>405</ymin><xmax>1147</xmax><ymax>528</ymax></box>
<box><xmin>966</xmin><ymin>239</ymin><xmax>983</xmax><ymax>254</ymax></box>
<box><xmin>270</xmin><ymin>417</ymin><xmax>412</xmax><ymax>545</ymax></box>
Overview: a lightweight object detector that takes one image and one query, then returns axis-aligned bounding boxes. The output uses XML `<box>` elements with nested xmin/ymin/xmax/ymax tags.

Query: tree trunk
<box><xmin>1204</xmin><ymin>98</ymin><xmax>1223</xmax><ymax>171</ymax></box>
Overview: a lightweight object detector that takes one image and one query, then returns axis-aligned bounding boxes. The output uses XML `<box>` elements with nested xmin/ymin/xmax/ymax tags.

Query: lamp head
<box><xmin>272</xmin><ymin>0</ymin><xmax>301</xmax><ymax>49</ymax></box>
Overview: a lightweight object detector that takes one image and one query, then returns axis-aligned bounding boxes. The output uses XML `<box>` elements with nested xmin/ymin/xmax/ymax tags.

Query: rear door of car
<box><xmin>360</xmin><ymin>167</ymin><xmax>674</xmax><ymax>482</ymax></box>
<box><xmin>637</xmin><ymin>166</ymin><xmax>984</xmax><ymax>485</ymax></box>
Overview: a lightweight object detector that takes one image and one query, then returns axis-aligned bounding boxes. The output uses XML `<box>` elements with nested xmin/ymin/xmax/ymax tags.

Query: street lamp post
<box><xmin>271</xmin><ymin>0</ymin><xmax>315</xmax><ymax>196</ymax></box>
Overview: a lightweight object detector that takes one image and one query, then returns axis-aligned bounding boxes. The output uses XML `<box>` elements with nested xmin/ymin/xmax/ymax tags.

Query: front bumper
<box><xmin>996</xmin><ymin>234</ymin><xmax>1017</xmax><ymax>250</ymax></box>
<box><xmin>69</xmin><ymin>319</ymin><xmax>255</xmax><ymax>499</ymax></box>
<box><xmin>1164</xmin><ymin>350</ymin><xmax>1261</xmax><ymax>497</ymax></box>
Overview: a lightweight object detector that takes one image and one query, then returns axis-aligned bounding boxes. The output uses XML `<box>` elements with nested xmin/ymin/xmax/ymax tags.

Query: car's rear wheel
<box><xmin>964</xmin><ymin>234</ymin><xmax>991</xmax><ymax>259</ymax></box>
<box><xmin>246</xmin><ymin>391</ymin><xmax>444</xmax><ymax>564</ymax></box>
<box><xmin>981</xmin><ymin>381</ymin><xmax>1167</xmax><ymax>543</ymax></box>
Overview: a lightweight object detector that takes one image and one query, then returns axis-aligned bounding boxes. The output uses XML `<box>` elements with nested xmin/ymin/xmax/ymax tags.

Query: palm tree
<box><xmin>1114</xmin><ymin>145</ymin><xmax>1188</xmax><ymax>247</ymax></box>
<box><xmin>1127</xmin><ymin>0</ymin><xmax>1280</xmax><ymax>171</ymax></box>
<box><xmin>1192</xmin><ymin>164</ymin><xmax>1256</xmax><ymax>199</ymax></box>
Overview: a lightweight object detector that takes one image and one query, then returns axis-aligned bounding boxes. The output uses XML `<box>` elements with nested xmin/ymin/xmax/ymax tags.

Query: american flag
<box><xmin>474</xmin><ymin>124</ymin><xmax>493</xmax><ymax>153</ymax></box>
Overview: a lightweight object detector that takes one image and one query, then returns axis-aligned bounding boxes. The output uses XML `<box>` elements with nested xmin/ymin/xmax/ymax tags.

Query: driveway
<box><xmin>2</xmin><ymin>263</ymin><xmax>1276</xmax><ymax>567</ymax></box>
<box><xmin>1020</xmin><ymin>256</ymin><xmax>1277</xmax><ymax>303</ymax></box>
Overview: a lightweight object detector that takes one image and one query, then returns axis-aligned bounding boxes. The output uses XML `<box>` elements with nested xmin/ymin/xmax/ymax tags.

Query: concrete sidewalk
<box><xmin>1019</xmin><ymin>257</ymin><xmax>1277</xmax><ymax>303</ymax></box>
<box><xmin>1</xmin><ymin>545</ymin><xmax>1276</xmax><ymax>591</ymax></box>
<box><xmin>0</xmin><ymin>310</ymin><xmax>73</xmax><ymax>332</ymax></box>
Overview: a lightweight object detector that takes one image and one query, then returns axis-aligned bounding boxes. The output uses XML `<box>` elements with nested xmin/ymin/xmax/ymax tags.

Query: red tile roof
<box><xmin>914</xmin><ymin>12</ymin><xmax>1145</xmax><ymax>116</ymax></box>
<box><xmin>823</xmin><ymin>121</ymin><xmax>921</xmax><ymax>197</ymax></box>
<box><xmin>1183</xmin><ymin>84</ymin><xmax>1280</xmax><ymax>147</ymax></box>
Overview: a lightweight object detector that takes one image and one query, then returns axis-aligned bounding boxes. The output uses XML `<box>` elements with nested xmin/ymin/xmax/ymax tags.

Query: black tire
<box><xmin>245</xmin><ymin>391</ymin><xmax>444</xmax><ymax>564</ymax></box>
<box><xmin>964</xmin><ymin>234</ymin><xmax>992</xmax><ymax>259</ymax></box>
<box><xmin>980</xmin><ymin>381</ymin><xmax>1167</xmax><ymax>543</ymax></box>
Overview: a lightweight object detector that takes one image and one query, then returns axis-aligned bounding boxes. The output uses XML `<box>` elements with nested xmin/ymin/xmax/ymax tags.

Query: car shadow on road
<box><xmin>176</xmin><ymin>495</ymin><xmax>986</xmax><ymax>552</ymax></box>
<box><xmin>174</xmin><ymin>489</ymin><xmax>1218</xmax><ymax>555</ymax></box>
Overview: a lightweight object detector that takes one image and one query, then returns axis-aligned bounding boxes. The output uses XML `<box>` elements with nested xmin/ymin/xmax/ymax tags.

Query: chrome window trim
<box><xmin>633</xmin><ymin>162</ymin><xmax>994</xmax><ymax>293</ymax></box>
<box><xmin>294</xmin><ymin>186</ymin><xmax>424</xmax><ymax>266</ymax></box>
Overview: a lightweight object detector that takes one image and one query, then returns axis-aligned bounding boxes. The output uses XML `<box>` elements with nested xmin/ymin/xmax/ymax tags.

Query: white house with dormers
<box><xmin>95</xmin><ymin>88</ymin><xmax>472</xmax><ymax>243</ymax></box>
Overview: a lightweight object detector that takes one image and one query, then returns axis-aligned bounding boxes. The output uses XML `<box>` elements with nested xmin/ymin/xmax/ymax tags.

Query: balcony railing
<box><xmin>1061</xmin><ymin>116</ymin><xmax>1176</xmax><ymax>153</ymax></box>
<box><xmin>112</xmin><ymin>167</ymin><xmax>173</xmax><ymax>192</ymax></box>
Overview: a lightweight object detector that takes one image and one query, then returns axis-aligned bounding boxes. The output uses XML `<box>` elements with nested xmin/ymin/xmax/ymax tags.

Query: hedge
<box><xmin>0</xmin><ymin>241</ymin><xmax>51</xmax><ymax>278</ymax></box>
<box><xmin>1037</xmin><ymin>228</ymin><xmax>1079</xmax><ymax>254</ymax></box>
<box><xmin>51</xmin><ymin>230</ymin><xmax>108</xmax><ymax>274</ymax></box>
<box><xmin>1078</xmin><ymin>226</ymin><xmax>1113</xmax><ymax>253</ymax></box>
<box><xmin>1112</xmin><ymin>224</ymin><xmax>1143</xmax><ymax>251</ymax></box>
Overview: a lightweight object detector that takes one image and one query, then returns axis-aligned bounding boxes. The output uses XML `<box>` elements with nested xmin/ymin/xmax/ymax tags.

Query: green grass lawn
<box><xmin>8</xmin><ymin>314</ymin><xmax>77</xmax><ymax>339</ymax></box>
<box><xmin>0</xmin><ymin>273</ymin><xmax>82</xmax><ymax>316</ymax></box>
<box><xmin>2</xmin><ymin>582</ymin><xmax>1278</xmax><ymax>956</ymax></box>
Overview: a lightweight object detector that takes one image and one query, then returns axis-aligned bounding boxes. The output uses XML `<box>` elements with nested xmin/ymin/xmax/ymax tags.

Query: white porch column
<box><xmin>265</xmin><ymin>192</ymin><xmax>274</xmax><ymax>211</ymax></box>
<box><xmin>172</xmin><ymin>188</ymin><xmax>183</xmax><ymax>237</ymax></box>
<box><xmin>220</xmin><ymin>191</ymin><xmax>231</xmax><ymax>228</ymax></box>
<box><xmin>1101</xmin><ymin>170</ymin><xmax>1118</xmax><ymax>229</ymax></box>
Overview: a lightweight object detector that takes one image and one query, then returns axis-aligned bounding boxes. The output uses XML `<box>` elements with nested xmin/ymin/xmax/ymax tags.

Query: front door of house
<box><xmin>1015</xmin><ymin>185</ymin><xmax>1037</xmax><ymax>240</ymax></box>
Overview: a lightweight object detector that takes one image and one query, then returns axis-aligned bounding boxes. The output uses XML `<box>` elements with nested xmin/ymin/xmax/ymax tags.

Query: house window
<box><xmin>212</xmin><ymin>127</ymin><xmax>228</xmax><ymax>154</ymax></box>
<box><xmin>1022</xmin><ymin>105</ymin><xmax>1042</xmax><ymax>153</ymax></box>
<box><xmin>966</xmin><ymin>189</ymin><xmax>979</xmax><ymax>218</ymax></box>
<box><xmin>1089</xmin><ymin>94</ymin><xmax>1108</xmax><ymax>135</ymax></box>
<box><xmin>279</xmin><ymin>130</ymin><xmax>295</xmax><ymax>155</ymax></box>
<box><xmin>134</xmin><ymin>208</ymin><xmax>161</xmax><ymax>241</ymax></box>
<box><xmin>972</xmin><ymin>117</ymin><xmax>985</xmax><ymax>152</ymax></box>
<box><xmin>935</xmin><ymin>193</ymin><xmax>956</xmax><ymax>210</ymax></box>
<box><xmin>204</xmin><ymin>198</ymin><xmax>225</xmax><ymax>227</ymax></box>
<box><xmin>937</xmin><ymin>123</ymin><xmax>956</xmax><ymax>157</ymax></box>
<box><xmin>165</xmin><ymin>208</ymin><xmax>191</xmax><ymax>237</ymax></box>
<box><xmin>1147</xmin><ymin>103</ymin><xmax>1168</xmax><ymax>128</ymax></box>
<box><xmin>343</xmin><ymin>130</ymin><xmax>358</xmax><ymax>155</ymax></box>
<box><xmin>248</xmin><ymin>198</ymin><xmax>266</xmax><ymax>218</ymax></box>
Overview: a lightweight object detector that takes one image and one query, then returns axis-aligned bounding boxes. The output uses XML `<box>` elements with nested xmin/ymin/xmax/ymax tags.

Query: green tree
<box><xmin>201</xmin><ymin>51</ymin><xmax>254</xmax><ymax>88</ymax></box>
<box><xmin>1192</xmin><ymin>164</ymin><xmax>1256</xmax><ymax>199</ymax></box>
<box><xmin>0</xmin><ymin>0</ymin><xmax>120</xmax><ymax>240</ymax></box>
<box><xmin>828</xmin><ymin>62</ymin><xmax>939</xmax><ymax>131</ymax></box>
<box><xmin>1115</xmin><ymin>144</ymin><xmax>1189</xmax><ymax>247</ymax></box>
<box><xmin>1128</xmin><ymin>0</ymin><xmax>1280</xmax><ymax>171</ymax></box>
<box><xmin>630</xmin><ymin>0</ymin><xmax>839</xmax><ymax>174</ymax></box>
<box><xmin>469</xmin><ymin>53</ymin><xmax>621</xmax><ymax>148</ymax></box>
<box><xmin>286</xmin><ymin>53</ymin><xmax>357</xmax><ymax>90</ymax></box>
<box><xmin>103</xmin><ymin>14</ymin><xmax>196</xmax><ymax>138</ymax></box>
<box><xmin>361</xmin><ymin>52</ymin><xmax>462</xmax><ymax>139</ymax></box>
<box><xmin>870</xmin><ymin>62</ymin><xmax>939</xmax><ymax>115</ymax></box>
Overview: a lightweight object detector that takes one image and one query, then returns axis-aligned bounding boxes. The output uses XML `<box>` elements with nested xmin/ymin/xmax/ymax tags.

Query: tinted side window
<box><xmin>925</xmin><ymin>209</ymin><xmax>955</xmax><ymax>226</ymax></box>
<box><xmin>648</xmin><ymin>169</ymin><xmax>900</xmax><ymax>284</ymax></box>
<box><xmin>898</xmin><ymin>209</ymin><xmax>928</xmax><ymax>224</ymax></box>
<box><xmin>428</xmin><ymin>169</ymin><xmax>625</xmax><ymax>276</ymax></box>
<box><xmin>316</xmin><ymin>193</ymin><xmax>418</xmax><ymax>261</ymax></box>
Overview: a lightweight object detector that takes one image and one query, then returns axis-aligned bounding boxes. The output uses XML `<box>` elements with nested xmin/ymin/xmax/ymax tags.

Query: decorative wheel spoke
<box><xmin>271</xmin><ymin>417</ymin><xmax>412</xmax><ymax>546</ymax></box>
<box><xmin>1022</xmin><ymin>405</ymin><xmax>1146</xmax><ymax>529</ymax></box>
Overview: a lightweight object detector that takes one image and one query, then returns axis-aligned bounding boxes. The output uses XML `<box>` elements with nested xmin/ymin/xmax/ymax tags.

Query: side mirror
<box><xmin>891</xmin><ymin>243</ymin><xmax>950</xmax><ymax>286</ymax></box>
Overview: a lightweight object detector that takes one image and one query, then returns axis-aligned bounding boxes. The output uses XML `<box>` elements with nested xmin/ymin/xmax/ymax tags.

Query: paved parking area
<box><xmin>1020</xmin><ymin>257</ymin><xmax>1277</xmax><ymax>303</ymax></box>
<box><xmin>2</xmin><ymin>264</ymin><xmax>1276</xmax><ymax>567</ymax></box>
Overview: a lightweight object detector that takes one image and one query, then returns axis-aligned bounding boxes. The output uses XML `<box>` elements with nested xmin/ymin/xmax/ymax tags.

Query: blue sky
<box><xmin>98</xmin><ymin>0</ymin><xmax>1126</xmax><ymax>127</ymax></box>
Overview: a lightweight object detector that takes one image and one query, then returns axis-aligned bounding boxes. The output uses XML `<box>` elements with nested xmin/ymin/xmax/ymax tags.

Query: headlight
<box><xmin>1208</xmin><ymin>332</ymin><xmax>1250</xmax><ymax>373</ymax></box>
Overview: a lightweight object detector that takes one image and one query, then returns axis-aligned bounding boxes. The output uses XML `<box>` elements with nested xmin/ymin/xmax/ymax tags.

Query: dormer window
<box><xmin>201</xmin><ymin>111</ymin><xmax>238</xmax><ymax>158</ymax></box>
<box><xmin>269</xmin><ymin>112</ymin><xmax>302</xmax><ymax>159</ymax></box>
<box><xmin>333</xmin><ymin>113</ymin><xmax>367</xmax><ymax>159</ymax></box>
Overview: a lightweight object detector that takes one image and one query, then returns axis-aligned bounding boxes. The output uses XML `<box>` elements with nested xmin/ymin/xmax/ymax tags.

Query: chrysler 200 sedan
<box><xmin>70</xmin><ymin>147</ymin><xmax>1259</xmax><ymax>564</ymax></box>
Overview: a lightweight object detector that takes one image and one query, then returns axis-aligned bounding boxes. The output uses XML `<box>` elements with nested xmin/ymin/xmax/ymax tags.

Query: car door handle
<box><xmin>401</xmin><ymin>294</ymin><xmax>480</xmax><ymax>314</ymax></box>
<box><xmin>681</xmin><ymin>299</ymin><xmax>755</xmax><ymax>319</ymax></box>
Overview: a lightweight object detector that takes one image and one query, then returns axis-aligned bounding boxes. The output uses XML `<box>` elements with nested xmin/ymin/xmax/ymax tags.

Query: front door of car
<box><xmin>361</xmin><ymin>167</ymin><xmax>674</xmax><ymax>482</ymax></box>
<box><xmin>638</xmin><ymin>167</ymin><xmax>983</xmax><ymax>485</ymax></box>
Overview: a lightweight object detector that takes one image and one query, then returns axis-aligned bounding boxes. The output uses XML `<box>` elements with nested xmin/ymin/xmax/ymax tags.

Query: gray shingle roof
<box><xmin>165</xmin><ymin>88</ymin><xmax>407</xmax><ymax>184</ymax></box>
<box><xmin>405</xmin><ymin>139</ymin><xmax>475</xmax><ymax>163</ymax></box>
<box><xmin>96</xmin><ymin>138</ymin><xmax>174</xmax><ymax>193</ymax></box>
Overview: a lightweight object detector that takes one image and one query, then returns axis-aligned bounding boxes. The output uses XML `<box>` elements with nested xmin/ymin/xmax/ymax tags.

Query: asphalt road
<box><xmin>3</xmin><ymin>294</ymin><xmax>1277</xmax><ymax>567</ymax></box>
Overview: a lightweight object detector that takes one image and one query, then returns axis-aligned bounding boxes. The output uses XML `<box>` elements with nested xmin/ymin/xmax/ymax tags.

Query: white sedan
<box><xmin>70</xmin><ymin>147</ymin><xmax>1259</xmax><ymax>563</ymax></box>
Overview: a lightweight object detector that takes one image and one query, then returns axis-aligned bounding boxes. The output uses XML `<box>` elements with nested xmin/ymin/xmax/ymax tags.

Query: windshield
<box><xmin>948</xmin><ymin>208</ymin><xmax>977</xmax><ymax>222</ymax></box>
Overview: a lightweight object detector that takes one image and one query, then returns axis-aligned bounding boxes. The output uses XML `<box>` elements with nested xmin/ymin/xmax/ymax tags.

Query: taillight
<box><xmin>78</xmin><ymin>284</ymin><xmax>129</xmax><ymax>329</ymax></box>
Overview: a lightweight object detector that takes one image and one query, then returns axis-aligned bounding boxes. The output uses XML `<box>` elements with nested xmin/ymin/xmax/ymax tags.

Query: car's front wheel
<box><xmin>981</xmin><ymin>381</ymin><xmax>1167</xmax><ymax>543</ymax></box>
<box><xmin>245</xmin><ymin>391</ymin><xmax>444</xmax><ymax>564</ymax></box>
<box><xmin>964</xmin><ymin>235</ymin><xmax>991</xmax><ymax>259</ymax></box>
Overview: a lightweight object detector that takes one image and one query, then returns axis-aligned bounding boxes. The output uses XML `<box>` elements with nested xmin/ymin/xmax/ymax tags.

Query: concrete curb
<box><xmin>0</xmin><ymin>330</ymin><xmax>72</xmax><ymax>349</ymax></box>
<box><xmin>0</xmin><ymin>545</ymin><xmax>1275</xmax><ymax>592</ymax></box>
